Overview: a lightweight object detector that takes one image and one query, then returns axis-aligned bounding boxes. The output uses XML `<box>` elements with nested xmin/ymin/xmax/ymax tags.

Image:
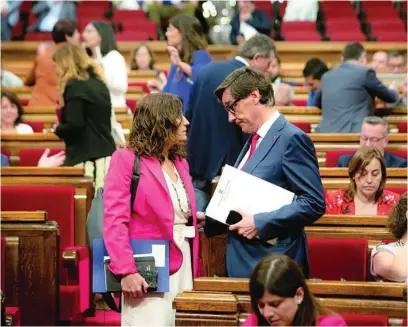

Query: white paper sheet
<box><xmin>205</xmin><ymin>165</ymin><xmax>296</xmax><ymax>224</ymax></box>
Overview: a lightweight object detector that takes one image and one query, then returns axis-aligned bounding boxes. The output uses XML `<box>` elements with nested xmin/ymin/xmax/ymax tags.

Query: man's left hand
<box><xmin>229</xmin><ymin>208</ymin><xmax>258</xmax><ymax>239</ymax></box>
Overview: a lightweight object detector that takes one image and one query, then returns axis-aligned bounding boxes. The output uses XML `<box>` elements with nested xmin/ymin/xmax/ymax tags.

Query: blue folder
<box><xmin>92</xmin><ymin>239</ymin><xmax>170</xmax><ymax>293</ymax></box>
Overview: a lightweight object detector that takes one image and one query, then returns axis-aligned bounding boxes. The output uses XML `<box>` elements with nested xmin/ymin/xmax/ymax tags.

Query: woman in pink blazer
<box><xmin>103</xmin><ymin>93</ymin><xmax>202</xmax><ymax>326</ymax></box>
<box><xmin>242</xmin><ymin>254</ymin><xmax>346</xmax><ymax>326</ymax></box>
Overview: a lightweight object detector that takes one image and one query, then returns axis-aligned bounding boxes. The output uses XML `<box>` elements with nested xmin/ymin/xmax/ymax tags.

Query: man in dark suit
<box><xmin>337</xmin><ymin>116</ymin><xmax>407</xmax><ymax>168</ymax></box>
<box><xmin>186</xmin><ymin>34</ymin><xmax>276</xmax><ymax>211</ymax></box>
<box><xmin>314</xmin><ymin>43</ymin><xmax>399</xmax><ymax>133</ymax></box>
<box><xmin>211</xmin><ymin>67</ymin><xmax>325</xmax><ymax>277</ymax></box>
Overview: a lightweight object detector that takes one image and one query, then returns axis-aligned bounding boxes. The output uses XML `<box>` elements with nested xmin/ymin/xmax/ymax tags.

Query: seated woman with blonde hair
<box><xmin>371</xmin><ymin>192</ymin><xmax>407</xmax><ymax>282</ymax></box>
<box><xmin>325</xmin><ymin>148</ymin><xmax>399</xmax><ymax>215</ymax></box>
<box><xmin>243</xmin><ymin>254</ymin><xmax>346</xmax><ymax>326</ymax></box>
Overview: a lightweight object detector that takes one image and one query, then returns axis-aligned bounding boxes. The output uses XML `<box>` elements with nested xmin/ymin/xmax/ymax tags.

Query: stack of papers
<box><xmin>205</xmin><ymin>165</ymin><xmax>295</xmax><ymax>225</ymax></box>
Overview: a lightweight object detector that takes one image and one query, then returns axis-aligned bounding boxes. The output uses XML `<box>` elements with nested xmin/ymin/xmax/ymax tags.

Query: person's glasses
<box><xmin>360</xmin><ymin>135</ymin><xmax>385</xmax><ymax>144</ymax></box>
<box><xmin>224</xmin><ymin>98</ymin><xmax>241</xmax><ymax>114</ymax></box>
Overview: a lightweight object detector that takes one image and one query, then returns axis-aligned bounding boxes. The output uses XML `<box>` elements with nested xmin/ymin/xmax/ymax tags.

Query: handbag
<box><xmin>86</xmin><ymin>153</ymin><xmax>140</xmax><ymax>312</ymax></box>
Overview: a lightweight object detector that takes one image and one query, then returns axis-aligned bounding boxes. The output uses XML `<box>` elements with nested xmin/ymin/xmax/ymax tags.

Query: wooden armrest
<box><xmin>1</xmin><ymin>211</ymin><xmax>47</xmax><ymax>222</ymax></box>
<box><xmin>62</xmin><ymin>246</ymin><xmax>89</xmax><ymax>269</ymax></box>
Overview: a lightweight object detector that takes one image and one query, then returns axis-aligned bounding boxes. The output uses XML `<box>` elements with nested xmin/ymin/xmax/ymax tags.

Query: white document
<box><xmin>205</xmin><ymin>165</ymin><xmax>296</xmax><ymax>225</ymax></box>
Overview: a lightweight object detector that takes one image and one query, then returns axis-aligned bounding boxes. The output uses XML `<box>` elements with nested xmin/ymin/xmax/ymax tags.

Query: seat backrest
<box><xmin>292</xmin><ymin>122</ymin><xmax>311</xmax><ymax>133</ymax></box>
<box><xmin>19</xmin><ymin>148</ymin><xmax>64</xmax><ymax>166</ymax></box>
<box><xmin>388</xmin><ymin>150</ymin><xmax>407</xmax><ymax>160</ymax></box>
<box><xmin>397</xmin><ymin>122</ymin><xmax>407</xmax><ymax>133</ymax></box>
<box><xmin>308</xmin><ymin>238</ymin><xmax>368</xmax><ymax>281</ymax></box>
<box><xmin>340</xmin><ymin>313</ymin><xmax>388</xmax><ymax>326</ymax></box>
<box><xmin>22</xmin><ymin>121</ymin><xmax>44</xmax><ymax>133</ymax></box>
<box><xmin>325</xmin><ymin>150</ymin><xmax>356</xmax><ymax>167</ymax></box>
<box><xmin>1</xmin><ymin>237</ymin><xmax>5</xmax><ymax>291</ymax></box>
<box><xmin>1</xmin><ymin>186</ymin><xmax>75</xmax><ymax>282</ymax></box>
<box><xmin>385</xmin><ymin>188</ymin><xmax>407</xmax><ymax>195</ymax></box>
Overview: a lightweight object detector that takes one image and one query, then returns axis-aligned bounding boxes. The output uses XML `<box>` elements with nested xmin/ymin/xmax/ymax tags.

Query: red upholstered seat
<box><xmin>325</xmin><ymin>150</ymin><xmax>356</xmax><ymax>167</ymax></box>
<box><xmin>385</xmin><ymin>188</ymin><xmax>407</xmax><ymax>195</ymax></box>
<box><xmin>308</xmin><ymin>238</ymin><xmax>368</xmax><ymax>281</ymax></box>
<box><xmin>19</xmin><ymin>148</ymin><xmax>65</xmax><ymax>166</ymax></box>
<box><xmin>128</xmin><ymin>82</ymin><xmax>150</xmax><ymax>94</ymax></box>
<box><xmin>292</xmin><ymin>99</ymin><xmax>307</xmax><ymax>106</ymax></box>
<box><xmin>72</xmin><ymin>310</ymin><xmax>121</xmax><ymax>326</ymax></box>
<box><xmin>397</xmin><ymin>122</ymin><xmax>408</xmax><ymax>133</ymax></box>
<box><xmin>0</xmin><ymin>186</ymin><xmax>90</xmax><ymax>321</ymax></box>
<box><xmin>292</xmin><ymin>122</ymin><xmax>311</xmax><ymax>133</ymax></box>
<box><xmin>24</xmin><ymin>32</ymin><xmax>52</xmax><ymax>41</ymax></box>
<box><xmin>126</xmin><ymin>99</ymin><xmax>138</xmax><ymax>113</ymax></box>
<box><xmin>113</xmin><ymin>9</ymin><xmax>146</xmax><ymax>20</ymax></box>
<box><xmin>5</xmin><ymin>307</ymin><xmax>21</xmax><ymax>326</ymax></box>
<box><xmin>19</xmin><ymin>98</ymin><xmax>29</xmax><ymax>106</ymax></box>
<box><xmin>22</xmin><ymin>121</ymin><xmax>44</xmax><ymax>133</ymax></box>
<box><xmin>340</xmin><ymin>313</ymin><xmax>388</xmax><ymax>326</ymax></box>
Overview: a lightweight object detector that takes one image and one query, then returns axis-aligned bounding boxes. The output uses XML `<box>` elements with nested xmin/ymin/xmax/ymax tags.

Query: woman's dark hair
<box><xmin>169</xmin><ymin>14</ymin><xmax>207</xmax><ymax>65</ymax></box>
<box><xmin>52</xmin><ymin>19</ymin><xmax>78</xmax><ymax>43</ymax></box>
<box><xmin>90</xmin><ymin>21</ymin><xmax>119</xmax><ymax>56</ymax></box>
<box><xmin>127</xmin><ymin>93</ymin><xmax>186</xmax><ymax>162</ymax></box>
<box><xmin>346</xmin><ymin>148</ymin><xmax>387</xmax><ymax>203</ymax></box>
<box><xmin>1</xmin><ymin>91</ymin><xmax>23</xmax><ymax>125</ymax></box>
<box><xmin>387</xmin><ymin>192</ymin><xmax>407</xmax><ymax>239</ymax></box>
<box><xmin>130</xmin><ymin>43</ymin><xmax>155</xmax><ymax>70</ymax></box>
<box><xmin>250</xmin><ymin>254</ymin><xmax>328</xmax><ymax>326</ymax></box>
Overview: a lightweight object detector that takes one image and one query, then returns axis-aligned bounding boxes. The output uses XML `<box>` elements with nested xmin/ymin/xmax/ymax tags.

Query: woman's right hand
<box><xmin>121</xmin><ymin>273</ymin><xmax>149</xmax><ymax>298</ymax></box>
<box><xmin>147</xmin><ymin>79</ymin><xmax>163</xmax><ymax>93</ymax></box>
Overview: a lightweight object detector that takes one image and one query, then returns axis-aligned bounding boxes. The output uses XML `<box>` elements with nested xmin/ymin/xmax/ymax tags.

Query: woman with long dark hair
<box><xmin>244</xmin><ymin>254</ymin><xmax>346</xmax><ymax>326</ymax></box>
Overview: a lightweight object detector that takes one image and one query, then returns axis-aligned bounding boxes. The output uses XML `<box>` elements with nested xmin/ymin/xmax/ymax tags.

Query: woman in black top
<box><xmin>53</xmin><ymin>43</ymin><xmax>116</xmax><ymax>189</ymax></box>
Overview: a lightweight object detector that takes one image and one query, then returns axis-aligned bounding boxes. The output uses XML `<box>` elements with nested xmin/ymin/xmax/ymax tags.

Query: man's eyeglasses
<box><xmin>224</xmin><ymin>98</ymin><xmax>241</xmax><ymax>114</ymax></box>
<box><xmin>360</xmin><ymin>135</ymin><xmax>386</xmax><ymax>143</ymax></box>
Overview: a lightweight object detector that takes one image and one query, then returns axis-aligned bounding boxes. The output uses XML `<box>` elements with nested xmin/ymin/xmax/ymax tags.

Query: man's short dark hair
<box><xmin>342</xmin><ymin>42</ymin><xmax>366</xmax><ymax>61</ymax></box>
<box><xmin>215</xmin><ymin>66</ymin><xmax>275</xmax><ymax>107</ymax></box>
<box><xmin>52</xmin><ymin>19</ymin><xmax>77</xmax><ymax>43</ymax></box>
<box><xmin>302</xmin><ymin>58</ymin><xmax>329</xmax><ymax>80</ymax></box>
<box><xmin>387</xmin><ymin>50</ymin><xmax>406</xmax><ymax>63</ymax></box>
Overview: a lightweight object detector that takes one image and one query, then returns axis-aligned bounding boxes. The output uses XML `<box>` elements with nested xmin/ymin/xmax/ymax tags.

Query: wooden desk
<box><xmin>1</xmin><ymin>133</ymin><xmax>64</xmax><ymax>156</ymax></box>
<box><xmin>21</xmin><ymin>106</ymin><xmax>132</xmax><ymax>129</ymax></box>
<box><xmin>2</xmin><ymin>41</ymin><xmax>406</xmax><ymax>69</ymax></box>
<box><xmin>1</xmin><ymin>167</ymin><xmax>92</xmax><ymax>245</ymax></box>
<box><xmin>319</xmin><ymin>167</ymin><xmax>407</xmax><ymax>179</ymax></box>
<box><xmin>2</xmin><ymin>217</ymin><xmax>60</xmax><ymax>325</ymax></box>
<box><xmin>174</xmin><ymin>278</ymin><xmax>407</xmax><ymax>325</ymax></box>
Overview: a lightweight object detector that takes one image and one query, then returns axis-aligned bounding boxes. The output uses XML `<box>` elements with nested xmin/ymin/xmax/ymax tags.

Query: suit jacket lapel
<box><xmin>234</xmin><ymin>138</ymin><xmax>251</xmax><ymax>168</ymax></box>
<box><xmin>143</xmin><ymin>156</ymin><xmax>170</xmax><ymax>197</ymax></box>
<box><xmin>243</xmin><ymin>115</ymin><xmax>287</xmax><ymax>174</ymax></box>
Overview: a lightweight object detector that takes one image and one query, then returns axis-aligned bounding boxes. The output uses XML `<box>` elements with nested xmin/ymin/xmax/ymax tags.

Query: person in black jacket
<box><xmin>230</xmin><ymin>1</ymin><xmax>272</xmax><ymax>45</ymax></box>
<box><xmin>53</xmin><ymin>43</ymin><xmax>116</xmax><ymax>189</ymax></box>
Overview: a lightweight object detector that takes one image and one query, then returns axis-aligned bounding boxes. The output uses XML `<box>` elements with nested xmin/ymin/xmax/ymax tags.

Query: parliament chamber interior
<box><xmin>0</xmin><ymin>0</ymin><xmax>407</xmax><ymax>326</ymax></box>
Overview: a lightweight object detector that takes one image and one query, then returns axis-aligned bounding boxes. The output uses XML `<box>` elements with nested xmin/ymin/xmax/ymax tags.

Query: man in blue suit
<box><xmin>337</xmin><ymin>116</ymin><xmax>407</xmax><ymax>168</ymax></box>
<box><xmin>212</xmin><ymin>66</ymin><xmax>325</xmax><ymax>277</ymax></box>
<box><xmin>186</xmin><ymin>34</ymin><xmax>276</xmax><ymax>211</ymax></box>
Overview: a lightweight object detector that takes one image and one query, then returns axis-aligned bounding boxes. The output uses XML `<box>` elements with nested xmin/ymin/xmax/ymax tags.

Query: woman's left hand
<box><xmin>168</xmin><ymin>46</ymin><xmax>181</xmax><ymax>66</ymax></box>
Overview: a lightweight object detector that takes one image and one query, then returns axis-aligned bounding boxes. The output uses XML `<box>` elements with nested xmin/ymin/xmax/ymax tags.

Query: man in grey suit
<box><xmin>314</xmin><ymin>43</ymin><xmax>399</xmax><ymax>133</ymax></box>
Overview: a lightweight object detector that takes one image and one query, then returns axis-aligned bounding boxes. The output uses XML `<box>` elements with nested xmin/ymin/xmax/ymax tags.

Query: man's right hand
<box><xmin>121</xmin><ymin>273</ymin><xmax>148</xmax><ymax>299</ymax></box>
